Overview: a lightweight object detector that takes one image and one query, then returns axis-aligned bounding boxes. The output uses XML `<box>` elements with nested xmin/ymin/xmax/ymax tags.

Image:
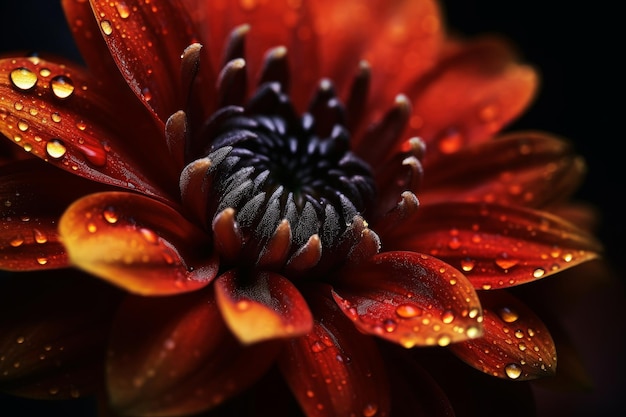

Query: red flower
<box><xmin>0</xmin><ymin>1</ymin><xmax>601</xmax><ymax>416</ymax></box>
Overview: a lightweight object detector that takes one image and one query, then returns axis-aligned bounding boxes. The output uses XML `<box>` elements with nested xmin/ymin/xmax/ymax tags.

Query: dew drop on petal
<box><xmin>441</xmin><ymin>310</ymin><xmax>455</xmax><ymax>324</ymax></box>
<box><xmin>9</xmin><ymin>235</ymin><xmax>24</xmax><ymax>247</ymax></box>
<box><xmin>16</xmin><ymin>336</ymin><xmax>25</xmax><ymax>344</ymax></box>
<box><xmin>239</xmin><ymin>0</ymin><xmax>257</xmax><ymax>10</ymax></box>
<box><xmin>10</xmin><ymin>68</ymin><xmax>37</xmax><ymax>91</ymax></box>
<box><xmin>37</xmin><ymin>257</ymin><xmax>48</xmax><ymax>265</ymax></box>
<box><xmin>437</xmin><ymin>128</ymin><xmax>463</xmax><ymax>154</ymax></box>
<box><xmin>498</xmin><ymin>307</ymin><xmax>519</xmax><ymax>323</ymax></box>
<box><xmin>103</xmin><ymin>207</ymin><xmax>118</xmax><ymax>224</ymax></box>
<box><xmin>533</xmin><ymin>268</ymin><xmax>545</xmax><ymax>278</ymax></box>
<box><xmin>33</xmin><ymin>229</ymin><xmax>48</xmax><ymax>244</ymax></box>
<box><xmin>17</xmin><ymin>120</ymin><xmax>29</xmax><ymax>131</ymax></box>
<box><xmin>505</xmin><ymin>363</ymin><xmax>522</xmax><ymax>379</ymax></box>
<box><xmin>45</xmin><ymin>139</ymin><xmax>67</xmax><ymax>159</ymax></box>
<box><xmin>101</xmin><ymin>20</ymin><xmax>113</xmax><ymax>35</ymax></box>
<box><xmin>50</xmin><ymin>75</ymin><xmax>75</xmax><ymax>99</ymax></box>
<box><xmin>382</xmin><ymin>318</ymin><xmax>397</xmax><ymax>333</ymax></box>
<box><xmin>51</xmin><ymin>112</ymin><xmax>62</xmax><ymax>123</ymax></box>
<box><xmin>395</xmin><ymin>304</ymin><xmax>422</xmax><ymax>318</ymax></box>
<box><xmin>437</xmin><ymin>334</ymin><xmax>451</xmax><ymax>346</ymax></box>
<box><xmin>460</xmin><ymin>258</ymin><xmax>475</xmax><ymax>272</ymax></box>
<box><xmin>115</xmin><ymin>1</ymin><xmax>131</xmax><ymax>18</ymax></box>
<box><xmin>363</xmin><ymin>403</ymin><xmax>378</xmax><ymax>417</ymax></box>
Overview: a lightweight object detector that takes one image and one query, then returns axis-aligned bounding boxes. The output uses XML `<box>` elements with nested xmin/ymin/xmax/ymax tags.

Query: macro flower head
<box><xmin>0</xmin><ymin>1</ymin><xmax>602</xmax><ymax>416</ymax></box>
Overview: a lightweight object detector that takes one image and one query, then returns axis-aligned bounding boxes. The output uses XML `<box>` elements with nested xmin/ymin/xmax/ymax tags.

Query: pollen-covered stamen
<box><xmin>200</xmin><ymin>78</ymin><xmax>376</xmax><ymax>272</ymax></box>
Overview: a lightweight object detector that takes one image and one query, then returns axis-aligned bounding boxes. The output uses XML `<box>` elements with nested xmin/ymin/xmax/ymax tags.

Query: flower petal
<box><xmin>58</xmin><ymin>191</ymin><xmax>217</xmax><ymax>296</ymax></box>
<box><xmin>409</xmin><ymin>37</ymin><xmax>538</xmax><ymax>158</ymax></box>
<box><xmin>382</xmin><ymin>202</ymin><xmax>602</xmax><ymax>290</ymax></box>
<box><xmin>279</xmin><ymin>285</ymin><xmax>390</xmax><ymax>417</ymax></box>
<box><xmin>449</xmin><ymin>290</ymin><xmax>557</xmax><ymax>380</ymax></box>
<box><xmin>107</xmin><ymin>290</ymin><xmax>280</xmax><ymax>416</ymax></box>
<box><xmin>87</xmin><ymin>0</ymin><xmax>197</xmax><ymax>122</ymax></box>
<box><xmin>186</xmin><ymin>0</ymin><xmax>319</xmax><ymax>111</ymax></box>
<box><xmin>0</xmin><ymin>56</ymin><xmax>174</xmax><ymax>199</ymax></box>
<box><xmin>333</xmin><ymin>251</ymin><xmax>483</xmax><ymax>347</ymax></box>
<box><xmin>214</xmin><ymin>270</ymin><xmax>313</xmax><ymax>344</ymax></box>
<box><xmin>0</xmin><ymin>160</ymin><xmax>109</xmax><ymax>271</ymax></box>
<box><xmin>419</xmin><ymin>131</ymin><xmax>586</xmax><ymax>208</ymax></box>
<box><xmin>0</xmin><ymin>271</ymin><xmax>121</xmax><ymax>399</ymax></box>
<box><xmin>310</xmin><ymin>0</ymin><xmax>442</xmax><ymax>96</ymax></box>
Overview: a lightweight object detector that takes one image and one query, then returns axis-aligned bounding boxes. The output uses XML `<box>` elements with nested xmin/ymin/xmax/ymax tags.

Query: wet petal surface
<box><xmin>59</xmin><ymin>191</ymin><xmax>217</xmax><ymax>296</ymax></box>
<box><xmin>333</xmin><ymin>251</ymin><xmax>483</xmax><ymax>347</ymax></box>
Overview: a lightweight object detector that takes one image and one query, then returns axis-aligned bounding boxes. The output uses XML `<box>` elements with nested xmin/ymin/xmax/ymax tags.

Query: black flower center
<box><xmin>204</xmin><ymin>82</ymin><xmax>376</xmax><ymax>260</ymax></box>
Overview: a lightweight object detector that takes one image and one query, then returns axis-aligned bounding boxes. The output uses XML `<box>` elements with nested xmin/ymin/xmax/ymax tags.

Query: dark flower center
<box><xmin>204</xmin><ymin>82</ymin><xmax>376</xmax><ymax>258</ymax></box>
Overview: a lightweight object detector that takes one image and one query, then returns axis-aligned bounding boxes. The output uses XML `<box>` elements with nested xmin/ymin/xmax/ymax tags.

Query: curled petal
<box><xmin>0</xmin><ymin>272</ymin><xmax>120</xmax><ymax>398</ymax></box>
<box><xmin>279</xmin><ymin>285</ymin><xmax>390</xmax><ymax>417</ymax></box>
<box><xmin>420</xmin><ymin>131</ymin><xmax>586</xmax><ymax>208</ymax></box>
<box><xmin>382</xmin><ymin>202</ymin><xmax>602</xmax><ymax>289</ymax></box>
<box><xmin>450</xmin><ymin>290</ymin><xmax>557</xmax><ymax>380</ymax></box>
<box><xmin>0</xmin><ymin>56</ymin><xmax>173</xmax><ymax>199</ymax></box>
<box><xmin>215</xmin><ymin>270</ymin><xmax>313</xmax><ymax>344</ymax></box>
<box><xmin>0</xmin><ymin>160</ymin><xmax>109</xmax><ymax>271</ymax></box>
<box><xmin>410</xmin><ymin>37</ymin><xmax>538</xmax><ymax>158</ymax></box>
<box><xmin>88</xmin><ymin>0</ymin><xmax>197</xmax><ymax>121</ymax></box>
<box><xmin>59</xmin><ymin>192</ymin><xmax>217</xmax><ymax>296</ymax></box>
<box><xmin>333</xmin><ymin>251</ymin><xmax>483</xmax><ymax>347</ymax></box>
<box><xmin>108</xmin><ymin>290</ymin><xmax>280</xmax><ymax>416</ymax></box>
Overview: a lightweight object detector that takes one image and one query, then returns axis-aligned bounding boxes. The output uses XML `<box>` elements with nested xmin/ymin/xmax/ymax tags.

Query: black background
<box><xmin>0</xmin><ymin>1</ymin><xmax>623</xmax><ymax>416</ymax></box>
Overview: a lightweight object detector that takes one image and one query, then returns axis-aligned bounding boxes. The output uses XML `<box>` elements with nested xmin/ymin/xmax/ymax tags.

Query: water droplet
<box><xmin>115</xmin><ymin>1</ymin><xmax>131</xmax><ymax>18</ymax></box>
<box><xmin>514</xmin><ymin>329</ymin><xmax>524</xmax><ymax>339</ymax></box>
<box><xmin>139</xmin><ymin>228</ymin><xmax>159</xmax><ymax>244</ymax></box>
<box><xmin>466</xmin><ymin>325</ymin><xmax>480</xmax><ymax>338</ymax></box>
<box><xmin>16</xmin><ymin>336</ymin><xmax>25</xmax><ymax>344</ymax></box>
<box><xmin>468</xmin><ymin>307</ymin><xmax>480</xmax><ymax>319</ymax></box>
<box><xmin>460</xmin><ymin>258</ymin><xmax>475</xmax><ymax>272</ymax></box>
<box><xmin>310</xmin><ymin>341</ymin><xmax>326</xmax><ymax>353</ymax></box>
<box><xmin>447</xmin><ymin>236</ymin><xmax>461</xmax><ymax>250</ymax></box>
<box><xmin>101</xmin><ymin>20</ymin><xmax>113</xmax><ymax>35</ymax></box>
<box><xmin>533</xmin><ymin>268</ymin><xmax>545</xmax><ymax>278</ymax></box>
<box><xmin>495</xmin><ymin>256</ymin><xmax>519</xmax><ymax>270</ymax></box>
<box><xmin>49</xmin><ymin>387</ymin><xmax>60</xmax><ymax>395</ymax></box>
<box><xmin>45</xmin><ymin>139</ymin><xmax>67</xmax><ymax>159</ymax></box>
<box><xmin>10</xmin><ymin>67</ymin><xmax>37</xmax><ymax>91</ymax></box>
<box><xmin>36</xmin><ymin>257</ymin><xmax>48</xmax><ymax>265</ymax></box>
<box><xmin>505</xmin><ymin>363</ymin><xmax>522</xmax><ymax>379</ymax></box>
<box><xmin>142</xmin><ymin>87</ymin><xmax>152</xmax><ymax>101</ymax></box>
<box><xmin>51</xmin><ymin>112</ymin><xmax>62</xmax><ymax>123</ymax></box>
<box><xmin>236</xmin><ymin>300</ymin><xmax>250</xmax><ymax>310</ymax></box>
<box><xmin>50</xmin><ymin>75</ymin><xmax>75</xmax><ymax>99</ymax></box>
<box><xmin>382</xmin><ymin>318</ymin><xmax>397</xmax><ymax>333</ymax></box>
<box><xmin>437</xmin><ymin>128</ymin><xmax>463</xmax><ymax>154</ymax></box>
<box><xmin>76</xmin><ymin>120</ymin><xmax>87</xmax><ymax>131</ymax></box>
<box><xmin>395</xmin><ymin>304</ymin><xmax>422</xmax><ymax>318</ymax></box>
<box><xmin>163</xmin><ymin>338</ymin><xmax>176</xmax><ymax>350</ymax></box>
<box><xmin>306</xmin><ymin>390</ymin><xmax>314</xmax><ymax>398</ymax></box>
<box><xmin>437</xmin><ymin>334</ymin><xmax>451</xmax><ymax>346</ymax></box>
<box><xmin>9</xmin><ymin>235</ymin><xmax>24</xmax><ymax>247</ymax></box>
<box><xmin>86</xmin><ymin>222</ymin><xmax>97</xmax><ymax>233</ymax></box>
<box><xmin>39</xmin><ymin>68</ymin><xmax>51</xmax><ymax>77</ymax></box>
<box><xmin>240</xmin><ymin>0</ymin><xmax>257</xmax><ymax>10</ymax></box>
<box><xmin>33</xmin><ymin>229</ymin><xmax>48</xmax><ymax>244</ymax></box>
<box><xmin>17</xmin><ymin>120</ymin><xmax>29</xmax><ymax>132</ymax></box>
<box><xmin>498</xmin><ymin>307</ymin><xmax>519</xmax><ymax>323</ymax></box>
<box><xmin>103</xmin><ymin>207</ymin><xmax>119</xmax><ymax>224</ymax></box>
<box><xmin>363</xmin><ymin>403</ymin><xmax>378</xmax><ymax>417</ymax></box>
<box><xmin>441</xmin><ymin>310</ymin><xmax>455</xmax><ymax>324</ymax></box>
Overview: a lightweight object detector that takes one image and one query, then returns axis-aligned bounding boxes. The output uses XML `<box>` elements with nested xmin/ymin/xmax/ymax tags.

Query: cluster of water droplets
<box><xmin>2</xmin><ymin>57</ymin><xmax>109</xmax><ymax>168</ymax></box>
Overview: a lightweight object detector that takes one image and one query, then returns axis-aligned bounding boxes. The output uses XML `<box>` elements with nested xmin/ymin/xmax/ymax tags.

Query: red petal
<box><xmin>279</xmin><ymin>285</ymin><xmax>390</xmax><ymax>417</ymax></box>
<box><xmin>382</xmin><ymin>202</ymin><xmax>602</xmax><ymax>290</ymax></box>
<box><xmin>333</xmin><ymin>251</ymin><xmax>483</xmax><ymax>347</ymax></box>
<box><xmin>87</xmin><ymin>0</ymin><xmax>197</xmax><ymax>122</ymax></box>
<box><xmin>185</xmin><ymin>0</ymin><xmax>319</xmax><ymax>111</ymax></box>
<box><xmin>0</xmin><ymin>160</ymin><xmax>108</xmax><ymax>271</ymax></box>
<box><xmin>449</xmin><ymin>290</ymin><xmax>557</xmax><ymax>380</ymax></box>
<box><xmin>215</xmin><ymin>270</ymin><xmax>313</xmax><ymax>344</ymax></box>
<box><xmin>419</xmin><ymin>132</ymin><xmax>586</xmax><ymax>208</ymax></box>
<box><xmin>0</xmin><ymin>271</ymin><xmax>121</xmax><ymax>399</ymax></box>
<box><xmin>310</xmin><ymin>0</ymin><xmax>442</xmax><ymax>96</ymax></box>
<box><xmin>58</xmin><ymin>191</ymin><xmax>218</xmax><ymax>296</ymax></box>
<box><xmin>410</xmin><ymin>37</ymin><xmax>537</xmax><ymax>158</ymax></box>
<box><xmin>107</xmin><ymin>290</ymin><xmax>280</xmax><ymax>416</ymax></box>
<box><xmin>0</xmin><ymin>56</ymin><xmax>175</xmax><ymax>199</ymax></box>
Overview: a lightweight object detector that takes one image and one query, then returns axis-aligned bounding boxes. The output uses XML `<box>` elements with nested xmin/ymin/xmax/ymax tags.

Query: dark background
<box><xmin>0</xmin><ymin>0</ymin><xmax>622</xmax><ymax>416</ymax></box>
